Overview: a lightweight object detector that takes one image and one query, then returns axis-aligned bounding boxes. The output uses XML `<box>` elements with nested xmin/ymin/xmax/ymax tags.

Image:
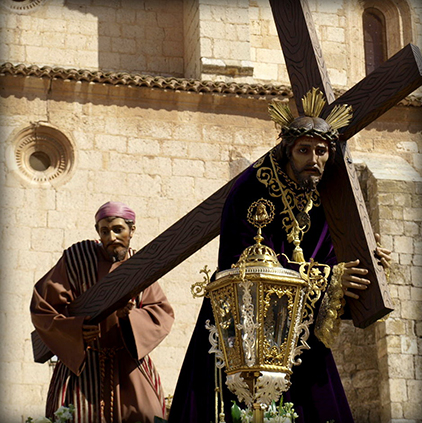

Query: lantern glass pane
<box><xmin>264</xmin><ymin>294</ymin><xmax>291</xmax><ymax>349</ymax></box>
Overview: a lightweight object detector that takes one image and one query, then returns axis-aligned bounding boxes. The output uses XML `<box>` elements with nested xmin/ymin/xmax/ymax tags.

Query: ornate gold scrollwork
<box><xmin>190</xmin><ymin>265</ymin><xmax>212</xmax><ymax>298</ymax></box>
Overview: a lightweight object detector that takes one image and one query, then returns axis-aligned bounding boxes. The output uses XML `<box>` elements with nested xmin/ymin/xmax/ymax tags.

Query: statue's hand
<box><xmin>374</xmin><ymin>233</ymin><xmax>392</xmax><ymax>269</ymax></box>
<box><xmin>116</xmin><ymin>299</ymin><xmax>136</xmax><ymax>319</ymax></box>
<box><xmin>341</xmin><ymin>259</ymin><xmax>370</xmax><ymax>299</ymax></box>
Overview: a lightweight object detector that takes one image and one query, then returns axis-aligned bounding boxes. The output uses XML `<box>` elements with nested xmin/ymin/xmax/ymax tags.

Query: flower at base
<box><xmin>54</xmin><ymin>405</ymin><xmax>75</xmax><ymax>422</ymax></box>
<box><xmin>32</xmin><ymin>418</ymin><xmax>52</xmax><ymax>423</ymax></box>
<box><xmin>231</xmin><ymin>398</ymin><xmax>298</xmax><ymax>423</ymax></box>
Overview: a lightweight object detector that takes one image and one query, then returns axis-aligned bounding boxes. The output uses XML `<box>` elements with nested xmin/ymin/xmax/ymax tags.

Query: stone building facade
<box><xmin>0</xmin><ymin>0</ymin><xmax>421</xmax><ymax>422</ymax></box>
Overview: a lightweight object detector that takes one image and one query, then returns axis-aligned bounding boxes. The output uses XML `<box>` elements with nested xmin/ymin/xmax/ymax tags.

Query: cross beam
<box><xmin>269</xmin><ymin>0</ymin><xmax>421</xmax><ymax>326</ymax></box>
<box><xmin>32</xmin><ymin>0</ymin><xmax>422</xmax><ymax>363</ymax></box>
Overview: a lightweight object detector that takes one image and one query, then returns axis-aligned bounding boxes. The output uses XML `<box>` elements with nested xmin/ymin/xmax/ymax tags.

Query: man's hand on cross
<box><xmin>341</xmin><ymin>233</ymin><xmax>392</xmax><ymax>299</ymax></box>
<box><xmin>116</xmin><ymin>299</ymin><xmax>136</xmax><ymax>319</ymax></box>
<box><xmin>374</xmin><ymin>233</ymin><xmax>392</xmax><ymax>270</ymax></box>
<box><xmin>341</xmin><ymin>259</ymin><xmax>370</xmax><ymax>300</ymax></box>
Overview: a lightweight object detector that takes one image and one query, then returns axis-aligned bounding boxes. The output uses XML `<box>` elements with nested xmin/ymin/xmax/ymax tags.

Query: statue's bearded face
<box><xmin>97</xmin><ymin>217</ymin><xmax>135</xmax><ymax>261</ymax></box>
<box><xmin>286</xmin><ymin>136</ymin><xmax>329</xmax><ymax>190</ymax></box>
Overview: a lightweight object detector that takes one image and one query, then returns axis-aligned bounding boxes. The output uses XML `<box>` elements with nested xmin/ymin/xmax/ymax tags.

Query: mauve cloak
<box><xmin>31</xmin><ymin>241</ymin><xmax>174</xmax><ymax>423</ymax></box>
<box><xmin>169</xmin><ymin>152</ymin><xmax>354</xmax><ymax>423</ymax></box>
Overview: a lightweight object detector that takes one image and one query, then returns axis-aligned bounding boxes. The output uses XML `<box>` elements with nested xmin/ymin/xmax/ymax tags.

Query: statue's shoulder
<box><xmin>64</xmin><ymin>240</ymin><xmax>100</xmax><ymax>261</ymax></box>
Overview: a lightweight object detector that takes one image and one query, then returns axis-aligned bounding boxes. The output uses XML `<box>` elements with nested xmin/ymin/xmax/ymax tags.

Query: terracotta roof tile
<box><xmin>1</xmin><ymin>62</ymin><xmax>420</xmax><ymax>106</ymax></box>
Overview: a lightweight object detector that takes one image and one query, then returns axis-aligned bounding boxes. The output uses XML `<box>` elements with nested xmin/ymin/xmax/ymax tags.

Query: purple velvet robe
<box><xmin>169</xmin><ymin>151</ymin><xmax>354</xmax><ymax>423</ymax></box>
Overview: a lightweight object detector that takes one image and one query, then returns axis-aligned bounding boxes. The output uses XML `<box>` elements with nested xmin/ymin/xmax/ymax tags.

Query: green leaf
<box><xmin>231</xmin><ymin>400</ymin><xmax>242</xmax><ymax>423</ymax></box>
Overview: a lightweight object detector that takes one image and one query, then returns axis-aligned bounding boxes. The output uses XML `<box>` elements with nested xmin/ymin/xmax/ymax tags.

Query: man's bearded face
<box><xmin>97</xmin><ymin>217</ymin><xmax>135</xmax><ymax>261</ymax></box>
<box><xmin>286</xmin><ymin>136</ymin><xmax>330</xmax><ymax>190</ymax></box>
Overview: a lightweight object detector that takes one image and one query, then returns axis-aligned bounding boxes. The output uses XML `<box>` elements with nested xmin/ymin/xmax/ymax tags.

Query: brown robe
<box><xmin>30</xmin><ymin>240</ymin><xmax>174</xmax><ymax>423</ymax></box>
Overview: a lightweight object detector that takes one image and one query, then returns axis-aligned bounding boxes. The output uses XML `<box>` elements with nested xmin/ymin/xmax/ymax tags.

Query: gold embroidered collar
<box><xmin>254</xmin><ymin>149</ymin><xmax>322</xmax><ymax>262</ymax></box>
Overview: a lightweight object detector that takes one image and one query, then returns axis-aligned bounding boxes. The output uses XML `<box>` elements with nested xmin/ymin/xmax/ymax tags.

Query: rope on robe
<box><xmin>88</xmin><ymin>345</ymin><xmax>123</xmax><ymax>423</ymax></box>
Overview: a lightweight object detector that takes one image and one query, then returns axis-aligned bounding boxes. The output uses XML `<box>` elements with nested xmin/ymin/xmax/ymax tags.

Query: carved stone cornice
<box><xmin>1</xmin><ymin>62</ymin><xmax>420</xmax><ymax>106</ymax></box>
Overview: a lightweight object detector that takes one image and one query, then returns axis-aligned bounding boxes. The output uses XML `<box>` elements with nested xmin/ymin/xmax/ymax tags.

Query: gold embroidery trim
<box><xmin>314</xmin><ymin>263</ymin><xmax>346</xmax><ymax>348</ymax></box>
<box><xmin>256</xmin><ymin>150</ymin><xmax>321</xmax><ymax>209</ymax></box>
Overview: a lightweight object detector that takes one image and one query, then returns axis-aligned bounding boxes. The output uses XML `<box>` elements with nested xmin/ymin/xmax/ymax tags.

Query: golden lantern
<box><xmin>205</xmin><ymin>199</ymin><xmax>330</xmax><ymax>422</ymax></box>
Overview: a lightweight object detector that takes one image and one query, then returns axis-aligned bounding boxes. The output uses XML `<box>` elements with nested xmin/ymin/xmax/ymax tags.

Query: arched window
<box><xmin>363</xmin><ymin>8</ymin><xmax>387</xmax><ymax>75</ymax></box>
<box><xmin>361</xmin><ymin>0</ymin><xmax>413</xmax><ymax>75</ymax></box>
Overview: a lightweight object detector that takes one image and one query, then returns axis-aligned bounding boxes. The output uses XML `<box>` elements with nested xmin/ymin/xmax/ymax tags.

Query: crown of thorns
<box><xmin>268</xmin><ymin>88</ymin><xmax>353</xmax><ymax>142</ymax></box>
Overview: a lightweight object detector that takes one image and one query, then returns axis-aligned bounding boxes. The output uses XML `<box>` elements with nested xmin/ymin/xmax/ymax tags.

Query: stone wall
<box><xmin>332</xmin><ymin>153</ymin><xmax>422</xmax><ymax>422</ymax></box>
<box><xmin>368</xmin><ymin>159</ymin><xmax>422</xmax><ymax>422</ymax></box>
<box><xmin>2</xmin><ymin>0</ymin><xmax>421</xmax><ymax>89</ymax></box>
<box><xmin>0</xmin><ymin>72</ymin><xmax>277</xmax><ymax>420</ymax></box>
<box><xmin>0</xmin><ymin>0</ymin><xmax>421</xmax><ymax>422</ymax></box>
<box><xmin>1</xmin><ymin>0</ymin><xmax>185</xmax><ymax>77</ymax></box>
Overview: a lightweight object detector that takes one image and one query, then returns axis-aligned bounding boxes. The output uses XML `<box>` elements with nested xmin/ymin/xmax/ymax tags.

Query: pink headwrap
<box><xmin>95</xmin><ymin>201</ymin><xmax>136</xmax><ymax>224</ymax></box>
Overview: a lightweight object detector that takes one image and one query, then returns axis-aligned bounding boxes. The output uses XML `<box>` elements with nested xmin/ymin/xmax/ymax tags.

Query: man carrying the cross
<box><xmin>170</xmin><ymin>90</ymin><xmax>391</xmax><ymax>423</ymax></box>
<box><xmin>30</xmin><ymin>201</ymin><xmax>174</xmax><ymax>423</ymax></box>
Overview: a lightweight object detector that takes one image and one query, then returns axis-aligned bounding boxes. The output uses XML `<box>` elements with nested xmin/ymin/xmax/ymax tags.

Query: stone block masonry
<box><xmin>0</xmin><ymin>0</ymin><xmax>421</xmax><ymax>421</ymax></box>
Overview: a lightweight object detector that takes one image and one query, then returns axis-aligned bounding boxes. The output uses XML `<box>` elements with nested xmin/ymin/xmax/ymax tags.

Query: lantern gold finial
<box><xmin>235</xmin><ymin>199</ymin><xmax>280</xmax><ymax>268</ymax></box>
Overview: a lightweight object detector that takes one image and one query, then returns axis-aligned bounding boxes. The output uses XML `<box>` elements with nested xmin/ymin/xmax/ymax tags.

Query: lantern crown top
<box><xmin>234</xmin><ymin>235</ymin><xmax>282</xmax><ymax>268</ymax></box>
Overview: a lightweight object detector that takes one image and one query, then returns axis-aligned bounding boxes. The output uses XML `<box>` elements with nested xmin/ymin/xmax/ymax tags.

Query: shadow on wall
<box><xmin>65</xmin><ymin>0</ymin><xmax>185</xmax><ymax>77</ymax></box>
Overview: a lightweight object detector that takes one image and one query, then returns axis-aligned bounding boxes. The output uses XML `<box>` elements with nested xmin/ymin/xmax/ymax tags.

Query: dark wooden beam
<box><xmin>268</xmin><ymin>0</ymin><xmax>421</xmax><ymax>328</ymax></box>
<box><xmin>319</xmin><ymin>143</ymin><xmax>394</xmax><ymax>328</ymax></box>
<box><xmin>328</xmin><ymin>44</ymin><xmax>422</xmax><ymax>140</ymax></box>
<box><xmin>269</xmin><ymin>0</ymin><xmax>335</xmax><ymax>110</ymax></box>
<box><xmin>318</xmin><ymin>43</ymin><xmax>422</xmax><ymax>327</ymax></box>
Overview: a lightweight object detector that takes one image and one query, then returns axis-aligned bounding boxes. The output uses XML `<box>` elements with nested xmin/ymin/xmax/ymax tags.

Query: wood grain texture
<box><xmin>269</xmin><ymin>0</ymin><xmax>391</xmax><ymax>327</ymax></box>
<box><xmin>319</xmin><ymin>144</ymin><xmax>394</xmax><ymax>328</ymax></box>
<box><xmin>269</xmin><ymin>0</ymin><xmax>335</xmax><ymax>110</ymax></box>
<box><xmin>317</xmin><ymin>43</ymin><xmax>421</xmax><ymax>326</ymax></box>
<box><xmin>32</xmin><ymin>175</ymin><xmax>240</xmax><ymax>363</ymax></box>
<box><xmin>325</xmin><ymin>44</ymin><xmax>422</xmax><ymax>140</ymax></box>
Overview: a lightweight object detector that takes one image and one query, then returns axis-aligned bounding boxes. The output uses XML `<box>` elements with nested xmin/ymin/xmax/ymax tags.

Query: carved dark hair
<box><xmin>274</xmin><ymin>116</ymin><xmax>338</xmax><ymax>165</ymax></box>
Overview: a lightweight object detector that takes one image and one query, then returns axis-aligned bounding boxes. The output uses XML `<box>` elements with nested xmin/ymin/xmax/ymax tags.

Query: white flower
<box><xmin>54</xmin><ymin>405</ymin><xmax>74</xmax><ymax>422</ymax></box>
<box><xmin>240</xmin><ymin>408</ymin><xmax>253</xmax><ymax>423</ymax></box>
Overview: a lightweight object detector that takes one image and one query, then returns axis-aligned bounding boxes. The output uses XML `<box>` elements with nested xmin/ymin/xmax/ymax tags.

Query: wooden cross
<box><xmin>32</xmin><ymin>0</ymin><xmax>422</xmax><ymax>363</ymax></box>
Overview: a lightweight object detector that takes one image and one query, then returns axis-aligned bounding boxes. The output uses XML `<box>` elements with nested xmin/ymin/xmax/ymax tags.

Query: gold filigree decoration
<box><xmin>256</xmin><ymin>151</ymin><xmax>320</xmax><ymax>207</ymax></box>
<box><xmin>269</xmin><ymin>152</ymin><xmax>317</xmax><ymax>262</ymax></box>
<box><xmin>190</xmin><ymin>265</ymin><xmax>212</xmax><ymax>298</ymax></box>
<box><xmin>293</xmin><ymin>257</ymin><xmax>330</xmax><ymax>320</ymax></box>
<box><xmin>210</xmin><ymin>285</ymin><xmax>242</xmax><ymax>369</ymax></box>
<box><xmin>314</xmin><ymin>263</ymin><xmax>346</xmax><ymax>348</ymax></box>
<box><xmin>253</xmin><ymin>155</ymin><xmax>266</xmax><ymax>168</ymax></box>
<box><xmin>237</xmin><ymin>199</ymin><xmax>280</xmax><ymax>268</ymax></box>
<box><xmin>247</xmin><ymin>198</ymin><xmax>275</xmax><ymax>229</ymax></box>
<box><xmin>254</xmin><ymin>151</ymin><xmax>321</xmax><ymax>262</ymax></box>
<box><xmin>268</xmin><ymin>150</ymin><xmax>321</xmax><ymax>208</ymax></box>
